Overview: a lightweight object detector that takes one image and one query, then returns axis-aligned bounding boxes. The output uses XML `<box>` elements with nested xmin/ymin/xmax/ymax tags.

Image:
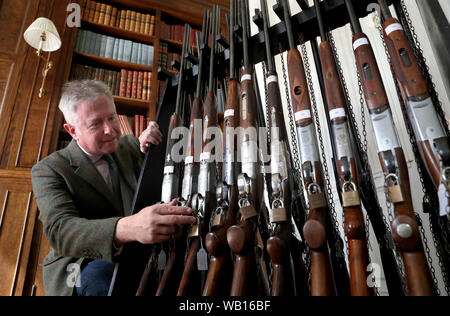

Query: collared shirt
<box><xmin>77</xmin><ymin>142</ymin><xmax>112</xmax><ymax>190</ymax></box>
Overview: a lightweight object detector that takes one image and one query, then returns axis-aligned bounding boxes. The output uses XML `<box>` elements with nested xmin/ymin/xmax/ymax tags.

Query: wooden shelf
<box><xmin>114</xmin><ymin>95</ymin><xmax>151</xmax><ymax>109</ymax></box>
<box><xmin>82</xmin><ymin>19</ymin><xmax>156</xmax><ymax>46</ymax></box>
<box><xmin>161</xmin><ymin>37</ymin><xmax>198</xmax><ymax>52</ymax></box>
<box><xmin>74</xmin><ymin>52</ymin><xmax>153</xmax><ymax>72</ymax></box>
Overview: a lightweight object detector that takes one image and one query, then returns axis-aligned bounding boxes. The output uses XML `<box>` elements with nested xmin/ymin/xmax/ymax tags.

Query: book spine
<box><xmin>126</xmin><ymin>70</ymin><xmax>132</xmax><ymax>98</ymax></box>
<box><xmin>104</xmin><ymin>5</ymin><xmax>112</xmax><ymax>26</ymax></box>
<box><xmin>98</xmin><ymin>3</ymin><xmax>106</xmax><ymax>25</ymax></box>
<box><xmin>130</xmin><ymin>11</ymin><xmax>136</xmax><ymax>33</ymax></box>
<box><xmin>120</xmin><ymin>69</ymin><xmax>127</xmax><ymax>97</ymax></box>
<box><xmin>137</xmin><ymin>71</ymin><xmax>143</xmax><ymax>100</ymax></box>
<box><xmin>94</xmin><ymin>2</ymin><xmax>101</xmax><ymax>24</ymax></box>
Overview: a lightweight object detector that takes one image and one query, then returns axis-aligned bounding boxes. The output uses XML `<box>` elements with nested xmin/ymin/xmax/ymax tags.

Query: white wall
<box><xmin>249</xmin><ymin>0</ymin><xmax>450</xmax><ymax>296</ymax></box>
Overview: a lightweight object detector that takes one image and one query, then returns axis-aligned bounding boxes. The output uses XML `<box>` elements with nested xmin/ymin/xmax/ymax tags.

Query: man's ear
<box><xmin>63</xmin><ymin>123</ymin><xmax>78</xmax><ymax>140</ymax></box>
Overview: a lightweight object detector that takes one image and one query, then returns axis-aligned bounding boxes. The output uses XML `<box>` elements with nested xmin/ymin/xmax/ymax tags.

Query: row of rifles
<box><xmin>111</xmin><ymin>0</ymin><xmax>450</xmax><ymax>296</ymax></box>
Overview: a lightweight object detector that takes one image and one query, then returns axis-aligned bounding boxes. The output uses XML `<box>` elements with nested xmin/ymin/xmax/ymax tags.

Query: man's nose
<box><xmin>103</xmin><ymin>121</ymin><xmax>114</xmax><ymax>134</ymax></box>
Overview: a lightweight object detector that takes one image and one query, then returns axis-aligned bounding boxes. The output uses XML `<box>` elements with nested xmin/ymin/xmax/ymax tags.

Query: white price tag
<box><xmin>241</xmin><ymin>74</ymin><xmax>252</xmax><ymax>82</ymax></box>
<box><xmin>197</xmin><ymin>248</ymin><xmax>209</xmax><ymax>271</ymax></box>
<box><xmin>267</xmin><ymin>75</ymin><xmax>278</xmax><ymax>85</ymax></box>
<box><xmin>353</xmin><ymin>37</ymin><xmax>369</xmax><ymax>51</ymax></box>
<box><xmin>438</xmin><ymin>184</ymin><xmax>449</xmax><ymax>217</ymax></box>
<box><xmin>295</xmin><ymin>110</ymin><xmax>312</xmax><ymax>121</ymax></box>
<box><xmin>224</xmin><ymin>109</ymin><xmax>235</xmax><ymax>118</ymax></box>
<box><xmin>385</xmin><ymin>23</ymin><xmax>403</xmax><ymax>36</ymax></box>
<box><xmin>329</xmin><ymin>108</ymin><xmax>346</xmax><ymax>120</ymax></box>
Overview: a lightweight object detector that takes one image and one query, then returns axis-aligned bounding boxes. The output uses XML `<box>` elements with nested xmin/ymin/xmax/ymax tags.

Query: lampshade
<box><xmin>24</xmin><ymin>17</ymin><xmax>62</xmax><ymax>52</ymax></box>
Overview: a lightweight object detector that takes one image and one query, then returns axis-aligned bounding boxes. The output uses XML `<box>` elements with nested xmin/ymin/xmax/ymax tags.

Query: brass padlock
<box><xmin>188</xmin><ymin>224</ymin><xmax>199</xmax><ymax>238</ymax></box>
<box><xmin>270</xmin><ymin>207</ymin><xmax>287</xmax><ymax>223</ymax></box>
<box><xmin>239</xmin><ymin>205</ymin><xmax>258</xmax><ymax>220</ymax></box>
<box><xmin>212</xmin><ymin>212</ymin><xmax>226</xmax><ymax>228</ymax></box>
<box><xmin>387</xmin><ymin>184</ymin><xmax>405</xmax><ymax>204</ymax></box>
<box><xmin>342</xmin><ymin>190</ymin><xmax>361</xmax><ymax>208</ymax></box>
<box><xmin>308</xmin><ymin>192</ymin><xmax>327</xmax><ymax>210</ymax></box>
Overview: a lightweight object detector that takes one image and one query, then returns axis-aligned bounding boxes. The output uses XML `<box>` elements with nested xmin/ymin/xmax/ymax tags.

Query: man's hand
<box><xmin>139</xmin><ymin>121</ymin><xmax>163</xmax><ymax>153</ymax></box>
<box><xmin>114</xmin><ymin>199</ymin><xmax>196</xmax><ymax>246</ymax></box>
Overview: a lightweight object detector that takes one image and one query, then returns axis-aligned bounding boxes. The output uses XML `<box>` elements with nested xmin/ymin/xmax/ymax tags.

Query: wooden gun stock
<box><xmin>227</xmin><ymin>218</ymin><xmax>258</xmax><ymax>296</ymax></box>
<box><xmin>345</xmin><ymin>206</ymin><xmax>371</xmax><ymax>296</ymax></box>
<box><xmin>155</xmin><ymin>237</ymin><xmax>187</xmax><ymax>296</ymax></box>
<box><xmin>388</xmin><ymin>148</ymin><xmax>434</xmax><ymax>295</ymax></box>
<box><xmin>287</xmin><ymin>48</ymin><xmax>311</xmax><ymax>113</ymax></box>
<box><xmin>303</xmin><ymin>207</ymin><xmax>337</xmax><ymax>296</ymax></box>
<box><xmin>177</xmin><ymin>238</ymin><xmax>201</xmax><ymax>296</ymax></box>
<box><xmin>202</xmin><ymin>186</ymin><xmax>239</xmax><ymax>296</ymax></box>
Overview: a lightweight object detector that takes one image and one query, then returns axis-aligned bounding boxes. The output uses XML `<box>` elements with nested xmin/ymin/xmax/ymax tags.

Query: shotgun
<box><xmin>349</xmin><ymin>0</ymin><xmax>438</xmax><ymax>296</ymax></box>
<box><xmin>226</xmin><ymin>0</ymin><xmax>268</xmax><ymax>297</ymax></box>
<box><xmin>376</xmin><ymin>0</ymin><xmax>450</xmax><ymax>218</ymax></box>
<box><xmin>203</xmin><ymin>0</ymin><xmax>239</xmax><ymax>296</ymax></box>
<box><xmin>177</xmin><ymin>5</ymin><xmax>220</xmax><ymax>296</ymax></box>
<box><xmin>154</xmin><ymin>24</ymin><xmax>192</xmax><ymax>297</ymax></box>
<box><xmin>312</xmin><ymin>0</ymin><xmax>373</xmax><ymax>296</ymax></box>
<box><xmin>278</xmin><ymin>0</ymin><xmax>337</xmax><ymax>297</ymax></box>
<box><xmin>258</xmin><ymin>0</ymin><xmax>298</xmax><ymax>296</ymax></box>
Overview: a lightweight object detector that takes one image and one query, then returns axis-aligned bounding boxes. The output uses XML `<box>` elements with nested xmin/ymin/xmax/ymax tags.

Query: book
<box><xmin>98</xmin><ymin>3</ymin><xmax>106</xmax><ymax>25</ymax></box>
<box><xmin>113</xmin><ymin>38</ymin><xmax>119</xmax><ymax>60</ymax></box>
<box><xmin>131</xmin><ymin>42</ymin><xmax>139</xmax><ymax>64</ymax></box>
<box><xmin>117</xmin><ymin>39</ymin><xmax>124</xmax><ymax>61</ymax></box>
<box><xmin>123</xmin><ymin>40</ymin><xmax>132</xmax><ymax>63</ymax></box>
<box><xmin>105</xmin><ymin>36</ymin><xmax>115</xmax><ymax>59</ymax></box>
<box><xmin>99</xmin><ymin>34</ymin><xmax>107</xmax><ymax>57</ymax></box>
<box><xmin>104</xmin><ymin>5</ymin><xmax>112</xmax><ymax>26</ymax></box>
<box><xmin>131</xmin><ymin>71</ymin><xmax>138</xmax><ymax>99</ymax></box>
<box><xmin>120</xmin><ymin>69</ymin><xmax>127</xmax><ymax>97</ymax></box>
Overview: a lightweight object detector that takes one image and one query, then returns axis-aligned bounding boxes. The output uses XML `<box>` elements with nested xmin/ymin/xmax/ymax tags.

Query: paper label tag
<box><xmin>385</xmin><ymin>23</ymin><xmax>403</xmax><ymax>36</ymax></box>
<box><xmin>224</xmin><ymin>109</ymin><xmax>235</xmax><ymax>118</ymax></box>
<box><xmin>438</xmin><ymin>183</ymin><xmax>449</xmax><ymax>216</ymax></box>
<box><xmin>295</xmin><ymin>110</ymin><xmax>312</xmax><ymax>121</ymax></box>
<box><xmin>267</xmin><ymin>75</ymin><xmax>278</xmax><ymax>85</ymax></box>
<box><xmin>197</xmin><ymin>248</ymin><xmax>209</xmax><ymax>271</ymax></box>
<box><xmin>241</xmin><ymin>74</ymin><xmax>252</xmax><ymax>82</ymax></box>
<box><xmin>200</xmin><ymin>152</ymin><xmax>211</xmax><ymax>162</ymax></box>
<box><xmin>157</xmin><ymin>250</ymin><xmax>167</xmax><ymax>270</ymax></box>
<box><xmin>329</xmin><ymin>108</ymin><xmax>346</xmax><ymax>120</ymax></box>
<box><xmin>353</xmin><ymin>37</ymin><xmax>369</xmax><ymax>51</ymax></box>
<box><xmin>164</xmin><ymin>166</ymin><xmax>174</xmax><ymax>174</ymax></box>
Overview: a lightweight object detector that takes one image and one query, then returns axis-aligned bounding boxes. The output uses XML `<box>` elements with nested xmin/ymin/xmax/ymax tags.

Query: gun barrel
<box><xmin>260</xmin><ymin>0</ymin><xmax>275</xmax><ymax>73</ymax></box>
<box><xmin>281</xmin><ymin>0</ymin><xmax>295</xmax><ymax>50</ymax></box>
<box><xmin>175</xmin><ymin>24</ymin><xmax>191</xmax><ymax>115</ymax></box>
<box><xmin>344</xmin><ymin>0</ymin><xmax>362</xmax><ymax>34</ymax></box>
<box><xmin>313</xmin><ymin>0</ymin><xmax>327</xmax><ymax>42</ymax></box>
<box><xmin>378</xmin><ymin>0</ymin><xmax>393</xmax><ymax>19</ymax></box>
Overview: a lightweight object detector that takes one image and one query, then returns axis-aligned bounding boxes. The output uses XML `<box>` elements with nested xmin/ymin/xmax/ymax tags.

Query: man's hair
<box><xmin>58</xmin><ymin>80</ymin><xmax>115</xmax><ymax>125</ymax></box>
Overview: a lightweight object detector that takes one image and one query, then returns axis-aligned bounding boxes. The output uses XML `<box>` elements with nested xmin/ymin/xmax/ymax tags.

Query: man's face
<box><xmin>64</xmin><ymin>95</ymin><xmax>122</xmax><ymax>155</ymax></box>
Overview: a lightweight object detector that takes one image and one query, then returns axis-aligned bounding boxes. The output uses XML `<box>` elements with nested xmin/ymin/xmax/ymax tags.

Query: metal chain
<box><xmin>299</xmin><ymin>38</ymin><xmax>342</xmax><ymax>257</ymax></box>
<box><xmin>416</xmin><ymin>212</ymin><xmax>441</xmax><ymax>295</ymax></box>
<box><xmin>262</xmin><ymin>62</ymin><xmax>271</xmax><ymax>144</ymax></box>
<box><xmin>279</xmin><ymin>47</ymin><xmax>304</xmax><ymax>193</ymax></box>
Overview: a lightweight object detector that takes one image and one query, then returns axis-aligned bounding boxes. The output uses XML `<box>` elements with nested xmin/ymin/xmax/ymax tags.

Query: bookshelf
<box><xmin>56</xmin><ymin>0</ymin><xmax>221</xmax><ymax>150</ymax></box>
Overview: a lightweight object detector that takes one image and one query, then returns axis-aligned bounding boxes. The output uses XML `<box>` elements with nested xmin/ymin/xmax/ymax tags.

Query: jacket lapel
<box><xmin>66</xmin><ymin>140</ymin><xmax>123</xmax><ymax>214</ymax></box>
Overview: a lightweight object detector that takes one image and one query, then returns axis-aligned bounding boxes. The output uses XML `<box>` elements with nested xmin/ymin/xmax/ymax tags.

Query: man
<box><xmin>31</xmin><ymin>80</ymin><xmax>196</xmax><ymax>296</ymax></box>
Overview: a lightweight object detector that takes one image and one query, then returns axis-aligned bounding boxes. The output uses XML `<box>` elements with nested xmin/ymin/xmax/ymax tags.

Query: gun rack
<box><xmin>158</xmin><ymin>0</ymin><xmax>398</xmax><ymax>86</ymax></box>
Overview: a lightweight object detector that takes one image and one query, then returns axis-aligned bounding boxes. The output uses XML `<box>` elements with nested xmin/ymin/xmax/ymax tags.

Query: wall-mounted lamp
<box><xmin>24</xmin><ymin>17</ymin><xmax>62</xmax><ymax>98</ymax></box>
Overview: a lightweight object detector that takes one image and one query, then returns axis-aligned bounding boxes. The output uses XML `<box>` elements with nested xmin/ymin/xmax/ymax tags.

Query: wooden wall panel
<box><xmin>0</xmin><ymin>175</ymin><xmax>36</xmax><ymax>296</ymax></box>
